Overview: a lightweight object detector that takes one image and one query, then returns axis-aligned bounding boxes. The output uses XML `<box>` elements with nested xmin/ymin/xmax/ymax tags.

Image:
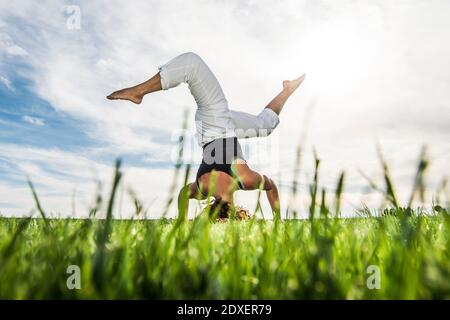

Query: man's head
<box><xmin>209</xmin><ymin>199</ymin><xmax>234</xmax><ymax>219</ymax></box>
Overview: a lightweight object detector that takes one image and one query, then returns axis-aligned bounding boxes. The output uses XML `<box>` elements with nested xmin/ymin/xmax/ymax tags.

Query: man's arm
<box><xmin>263</xmin><ymin>176</ymin><xmax>281</xmax><ymax>219</ymax></box>
<box><xmin>233</xmin><ymin>163</ymin><xmax>281</xmax><ymax>219</ymax></box>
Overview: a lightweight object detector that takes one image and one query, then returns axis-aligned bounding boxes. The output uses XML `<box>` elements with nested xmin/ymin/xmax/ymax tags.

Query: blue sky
<box><xmin>1</xmin><ymin>0</ymin><xmax>449</xmax><ymax>217</ymax></box>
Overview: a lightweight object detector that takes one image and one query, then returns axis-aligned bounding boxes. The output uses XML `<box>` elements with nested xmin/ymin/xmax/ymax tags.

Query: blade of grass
<box><xmin>376</xmin><ymin>144</ymin><xmax>399</xmax><ymax>208</ymax></box>
<box><xmin>334</xmin><ymin>171</ymin><xmax>345</xmax><ymax>217</ymax></box>
<box><xmin>27</xmin><ymin>179</ymin><xmax>50</xmax><ymax>231</ymax></box>
<box><xmin>407</xmin><ymin>146</ymin><xmax>428</xmax><ymax>208</ymax></box>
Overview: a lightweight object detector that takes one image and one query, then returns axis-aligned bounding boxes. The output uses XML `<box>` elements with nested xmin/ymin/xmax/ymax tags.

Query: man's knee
<box><xmin>182</xmin><ymin>52</ymin><xmax>203</xmax><ymax>66</ymax></box>
<box><xmin>256</xmin><ymin>110</ymin><xmax>280</xmax><ymax>136</ymax></box>
<box><xmin>184</xmin><ymin>51</ymin><xmax>200</xmax><ymax>59</ymax></box>
<box><xmin>258</xmin><ymin>120</ymin><xmax>276</xmax><ymax>136</ymax></box>
<box><xmin>179</xmin><ymin>52</ymin><xmax>205</xmax><ymax>80</ymax></box>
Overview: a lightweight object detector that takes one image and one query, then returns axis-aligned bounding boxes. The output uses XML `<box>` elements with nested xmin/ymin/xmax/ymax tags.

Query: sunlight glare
<box><xmin>298</xmin><ymin>24</ymin><xmax>374</xmax><ymax>97</ymax></box>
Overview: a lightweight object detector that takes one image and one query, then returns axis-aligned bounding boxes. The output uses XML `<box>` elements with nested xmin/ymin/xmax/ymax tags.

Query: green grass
<box><xmin>0</xmin><ymin>144</ymin><xmax>448</xmax><ymax>299</ymax></box>
<box><xmin>0</xmin><ymin>213</ymin><xmax>448</xmax><ymax>299</ymax></box>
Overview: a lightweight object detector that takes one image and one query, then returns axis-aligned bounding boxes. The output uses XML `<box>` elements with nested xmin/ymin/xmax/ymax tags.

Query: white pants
<box><xmin>158</xmin><ymin>52</ymin><xmax>280</xmax><ymax>146</ymax></box>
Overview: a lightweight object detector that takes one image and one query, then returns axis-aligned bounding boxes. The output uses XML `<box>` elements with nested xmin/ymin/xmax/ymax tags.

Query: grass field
<box><xmin>0</xmin><ymin>145</ymin><xmax>449</xmax><ymax>300</ymax></box>
<box><xmin>0</xmin><ymin>212</ymin><xmax>448</xmax><ymax>299</ymax></box>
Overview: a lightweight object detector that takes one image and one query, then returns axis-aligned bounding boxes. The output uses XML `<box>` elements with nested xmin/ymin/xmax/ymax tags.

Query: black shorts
<box><xmin>196</xmin><ymin>137</ymin><xmax>245</xmax><ymax>193</ymax></box>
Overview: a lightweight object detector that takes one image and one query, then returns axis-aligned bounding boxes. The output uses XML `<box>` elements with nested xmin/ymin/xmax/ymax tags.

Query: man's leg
<box><xmin>266</xmin><ymin>74</ymin><xmax>306</xmax><ymax>115</ymax></box>
<box><xmin>230</xmin><ymin>108</ymin><xmax>280</xmax><ymax>138</ymax></box>
<box><xmin>230</xmin><ymin>74</ymin><xmax>306</xmax><ymax>138</ymax></box>
<box><xmin>107</xmin><ymin>52</ymin><xmax>227</xmax><ymax>107</ymax></box>
<box><xmin>107</xmin><ymin>73</ymin><xmax>162</xmax><ymax>104</ymax></box>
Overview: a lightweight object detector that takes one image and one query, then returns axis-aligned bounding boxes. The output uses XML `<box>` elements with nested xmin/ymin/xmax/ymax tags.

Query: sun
<box><xmin>294</xmin><ymin>23</ymin><xmax>375</xmax><ymax>98</ymax></box>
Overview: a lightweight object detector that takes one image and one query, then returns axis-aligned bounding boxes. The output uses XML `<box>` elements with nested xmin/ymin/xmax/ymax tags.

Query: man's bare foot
<box><xmin>107</xmin><ymin>88</ymin><xmax>143</xmax><ymax>104</ymax></box>
<box><xmin>283</xmin><ymin>74</ymin><xmax>306</xmax><ymax>94</ymax></box>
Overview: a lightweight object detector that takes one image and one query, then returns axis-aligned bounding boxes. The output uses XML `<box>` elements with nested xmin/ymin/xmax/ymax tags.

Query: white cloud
<box><xmin>5</xmin><ymin>45</ymin><xmax>28</xmax><ymax>57</ymax></box>
<box><xmin>0</xmin><ymin>75</ymin><xmax>13</xmax><ymax>91</ymax></box>
<box><xmin>0</xmin><ymin>32</ymin><xmax>28</xmax><ymax>57</ymax></box>
<box><xmin>22</xmin><ymin>115</ymin><xmax>45</xmax><ymax>126</ymax></box>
